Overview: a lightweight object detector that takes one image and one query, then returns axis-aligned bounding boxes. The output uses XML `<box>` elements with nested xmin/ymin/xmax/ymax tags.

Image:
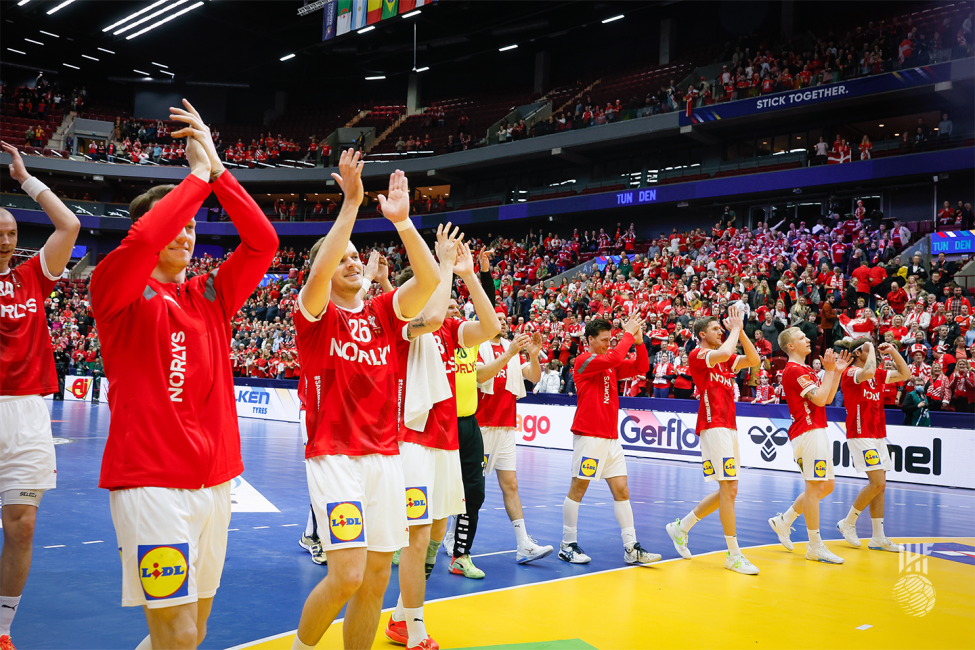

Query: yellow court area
<box><xmin>236</xmin><ymin>538</ymin><xmax>975</xmax><ymax>650</ymax></box>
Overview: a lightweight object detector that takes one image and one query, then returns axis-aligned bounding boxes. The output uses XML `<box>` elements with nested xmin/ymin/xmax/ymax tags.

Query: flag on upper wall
<box><xmin>352</xmin><ymin>0</ymin><xmax>367</xmax><ymax>30</ymax></box>
<box><xmin>382</xmin><ymin>0</ymin><xmax>398</xmax><ymax>19</ymax></box>
<box><xmin>322</xmin><ymin>0</ymin><xmax>338</xmax><ymax>40</ymax></box>
<box><xmin>398</xmin><ymin>0</ymin><xmax>415</xmax><ymax>11</ymax></box>
<box><xmin>367</xmin><ymin>0</ymin><xmax>382</xmax><ymax>24</ymax></box>
<box><xmin>336</xmin><ymin>0</ymin><xmax>352</xmax><ymax>35</ymax></box>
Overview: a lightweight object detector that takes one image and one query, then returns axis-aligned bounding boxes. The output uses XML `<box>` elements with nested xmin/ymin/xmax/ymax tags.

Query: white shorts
<box><xmin>482</xmin><ymin>426</ymin><xmax>517</xmax><ymax>476</ymax></box>
<box><xmin>847</xmin><ymin>437</ymin><xmax>893</xmax><ymax>473</ymax></box>
<box><xmin>571</xmin><ymin>435</ymin><xmax>627</xmax><ymax>481</ymax></box>
<box><xmin>306</xmin><ymin>453</ymin><xmax>408</xmax><ymax>553</ymax></box>
<box><xmin>699</xmin><ymin>428</ymin><xmax>740</xmax><ymax>482</ymax></box>
<box><xmin>0</xmin><ymin>395</ymin><xmax>57</xmax><ymax>493</ymax></box>
<box><xmin>110</xmin><ymin>481</ymin><xmax>231</xmax><ymax>609</ymax></box>
<box><xmin>399</xmin><ymin>442</ymin><xmax>465</xmax><ymax>526</ymax></box>
<box><xmin>790</xmin><ymin>428</ymin><xmax>835</xmax><ymax>482</ymax></box>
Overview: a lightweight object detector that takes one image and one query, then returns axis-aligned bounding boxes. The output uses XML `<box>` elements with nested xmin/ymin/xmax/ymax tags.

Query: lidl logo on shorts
<box><xmin>137</xmin><ymin>544</ymin><xmax>189</xmax><ymax>601</ymax></box>
<box><xmin>814</xmin><ymin>459</ymin><xmax>827</xmax><ymax>478</ymax></box>
<box><xmin>863</xmin><ymin>449</ymin><xmax>881</xmax><ymax>467</ymax></box>
<box><xmin>703</xmin><ymin>460</ymin><xmax>715</xmax><ymax>476</ymax></box>
<box><xmin>483</xmin><ymin>454</ymin><xmax>489</xmax><ymax>469</ymax></box>
<box><xmin>723</xmin><ymin>457</ymin><xmax>737</xmax><ymax>477</ymax></box>
<box><xmin>405</xmin><ymin>487</ymin><xmax>428</xmax><ymax>520</ymax></box>
<box><xmin>579</xmin><ymin>457</ymin><xmax>598</xmax><ymax>477</ymax></box>
<box><xmin>328</xmin><ymin>501</ymin><xmax>365</xmax><ymax>544</ymax></box>
<box><xmin>797</xmin><ymin>458</ymin><xmax>804</xmax><ymax>471</ymax></box>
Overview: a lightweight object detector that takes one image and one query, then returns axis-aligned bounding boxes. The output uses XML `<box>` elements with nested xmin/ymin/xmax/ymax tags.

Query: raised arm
<box><xmin>477</xmin><ymin>333</ymin><xmax>527</xmax><ymax>383</ymax></box>
<box><xmin>808</xmin><ymin>349</ymin><xmax>852</xmax><ymax>407</ymax></box>
<box><xmin>378</xmin><ymin>171</ymin><xmax>438</xmax><ymax>319</ymax></box>
<box><xmin>3</xmin><ymin>142</ymin><xmax>80</xmax><ymax>276</ymax></box>
<box><xmin>853</xmin><ymin>342</ymin><xmax>878</xmax><ymax>384</ymax></box>
<box><xmin>878</xmin><ymin>342</ymin><xmax>911</xmax><ymax>383</ymax></box>
<box><xmin>299</xmin><ymin>149</ymin><xmax>364</xmax><ymax>317</ymax></box>
<box><xmin>456</xmin><ymin>242</ymin><xmax>502</xmax><ymax>347</ymax></box>
<box><xmin>478</xmin><ymin>247</ymin><xmax>497</xmax><ymax>307</ymax></box>
<box><xmin>522</xmin><ymin>332</ymin><xmax>543</xmax><ymax>384</ymax></box>
<box><xmin>709</xmin><ymin>305</ymin><xmax>744</xmax><ymax>366</ymax></box>
<box><xmin>405</xmin><ymin>224</ymin><xmax>461</xmax><ymax>340</ymax></box>
<box><xmin>734</xmin><ymin>326</ymin><xmax>761</xmax><ymax>371</ymax></box>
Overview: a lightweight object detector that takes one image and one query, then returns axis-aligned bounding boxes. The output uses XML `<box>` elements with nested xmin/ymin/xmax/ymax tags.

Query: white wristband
<box><xmin>361</xmin><ymin>277</ymin><xmax>371</xmax><ymax>290</ymax></box>
<box><xmin>22</xmin><ymin>177</ymin><xmax>50</xmax><ymax>202</ymax></box>
<box><xmin>394</xmin><ymin>219</ymin><xmax>415</xmax><ymax>232</ymax></box>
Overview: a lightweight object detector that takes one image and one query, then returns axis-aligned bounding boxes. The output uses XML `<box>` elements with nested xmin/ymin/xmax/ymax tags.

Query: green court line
<box><xmin>461</xmin><ymin>640</ymin><xmax>598</xmax><ymax>650</ymax></box>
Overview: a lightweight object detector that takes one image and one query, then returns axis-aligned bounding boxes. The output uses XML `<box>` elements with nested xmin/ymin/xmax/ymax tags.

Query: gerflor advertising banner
<box><xmin>514</xmin><ymin>403</ymin><xmax>973</xmax><ymax>489</ymax></box>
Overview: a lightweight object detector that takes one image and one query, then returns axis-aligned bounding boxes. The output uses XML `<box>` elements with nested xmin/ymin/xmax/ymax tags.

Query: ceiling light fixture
<box><xmin>46</xmin><ymin>0</ymin><xmax>75</xmax><ymax>15</ymax></box>
<box><xmin>126</xmin><ymin>1</ymin><xmax>205</xmax><ymax>40</ymax></box>
<box><xmin>6</xmin><ymin>48</ymin><xmax>26</xmax><ymax>54</ymax></box>
<box><xmin>401</xmin><ymin>9</ymin><xmax>421</xmax><ymax>18</ymax></box>
<box><xmin>24</xmin><ymin>38</ymin><xmax>44</xmax><ymax>45</ymax></box>
<box><xmin>279</xmin><ymin>53</ymin><xmax>296</xmax><ymax>61</ymax></box>
<box><xmin>499</xmin><ymin>44</ymin><xmax>517</xmax><ymax>52</ymax></box>
<box><xmin>17</xmin><ymin>0</ymin><xmax>31</xmax><ymax>5</ymax></box>
<box><xmin>358</xmin><ymin>25</ymin><xmax>375</xmax><ymax>34</ymax></box>
<box><xmin>116</xmin><ymin>0</ymin><xmax>191</xmax><ymax>35</ymax></box>
<box><xmin>97</xmin><ymin>47</ymin><xmax>115</xmax><ymax>54</ymax></box>
<box><xmin>602</xmin><ymin>15</ymin><xmax>624</xmax><ymax>23</ymax></box>
<box><xmin>161</xmin><ymin>70</ymin><xmax>175</xmax><ymax>76</ymax></box>
<box><xmin>103</xmin><ymin>0</ymin><xmax>168</xmax><ymax>32</ymax></box>
<box><xmin>365</xmin><ymin>75</ymin><xmax>385</xmax><ymax>80</ymax></box>
<box><xmin>81</xmin><ymin>54</ymin><xmax>99</xmax><ymax>61</ymax></box>
<box><xmin>39</xmin><ymin>30</ymin><xmax>59</xmax><ymax>37</ymax></box>
<box><xmin>879</xmin><ymin>124</ymin><xmax>884</xmax><ymax>127</ymax></box>
<box><xmin>415</xmin><ymin>66</ymin><xmax>429</xmax><ymax>72</ymax></box>
<box><xmin>133</xmin><ymin>69</ymin><xmax>151</xmax><ymax>76</ymax></box>
<box><xmin>152</xmin><ymin>61</ymin><xmax>168</xmax><ymax>68</ymax></box>
<box><xmin>63</xmin><ymin>62</ymin><xmax>80</xmax><ymax>69</ymax></box>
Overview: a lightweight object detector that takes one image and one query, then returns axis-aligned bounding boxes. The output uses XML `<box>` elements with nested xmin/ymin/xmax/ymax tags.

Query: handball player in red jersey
<box><xmin>89</xmin><ymin>100</ymin><xmax>278</xmax><ymax>650</ymax></box>
<box><xmin>667</xmin><ymin>306</ymin><xmax>761</xmax><ymax>575</ymax></box>
<box><xmin>0</xmin><ymin>142</ymin><xmax>80</xmax><ymax>650</ymax></box>
<box><xmin>291</xmin><ymin>150</ymin><xmax>440</xmax><ymax>650</ymax></box>
<box><xmin>834</xmin><ymin>339</ymin><xmax>910</xmax><ymax>553</ymax></box>
<box><xmin>558</xmin><ymin>314</ymin><xmax>662</xmax><ymax>567</ymax></box>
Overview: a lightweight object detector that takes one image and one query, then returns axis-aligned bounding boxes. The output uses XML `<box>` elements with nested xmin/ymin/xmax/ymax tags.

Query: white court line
<box><xmin>226</xmin><ymin>536</ymin><xmax>975</xmax><ymax>650</ymax></box>
<box><xmin>281</xmin><ymin>524</ymin><xmax>299</xmax><ymax>527</ymax></box>
<box><xmin>228</xmin><ymin>528</ymin><xmax>240</xmax><ymax>532</ymax></box>
<box><xmin>82</xmin><ymin>540</ymin><xmax>104</xmax><ymax>544</ymax></box>
<box><xmin>253</xmin><ymin>526</ymin><xmax>269</xmax><ymax>529</ymax></box>
<box><xmin>856</xmin><ymin>624</ymin><xmax>873</xmax><ymax>631</ymax></box>
<box><xmin>471</xmin><ymin>549</ymin><xmax>517</xmax><ymax>558</ymax></box>
<box><xmin>44</xmin><ymin>545</ymin><xmax>65</xmax><ymax>548</ymax></box>
<box><xmin>534</xmin><ymin>505</ymin><xmax>547</xmax><ymax>507</ymax></box>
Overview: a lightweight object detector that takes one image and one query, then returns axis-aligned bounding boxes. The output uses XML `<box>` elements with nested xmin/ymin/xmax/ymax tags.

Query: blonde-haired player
<box><xmin>768</xmin><ymin>327</ymin><xmax>852</xmax><ymax>564</ymax></box>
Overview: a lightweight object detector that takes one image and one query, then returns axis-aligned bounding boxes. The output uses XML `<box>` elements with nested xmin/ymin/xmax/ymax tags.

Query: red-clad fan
<box><xmin>944</xmin><ymin>358</ymin><xmax>975</xmax><ymax>413</ymax></box>
<box><xmin>0</xmin><ymin>142</ymin><xmax>81</xmax><ymax>650</ymax></box>
<box><xmin>559</xmin><ymin>314</ymin><xmax>661</xmax><ymax>567</ymax></box>
<box><xmin>666</xmin><ymin>306</ymin><xmax>760</xmax><ymax>574</ymax></box>
<box><xmin>834</xmin><ymin>340</ymin><xmax>910</xmax><ymax>553</ymax></box>
<box><xmin>768</xmin><ymin>327</ymin><xmax>851</xmax><ymax>565</ymax></box>
<box><xmin>89</xmin><ymin>100</ymin><xmax>278</xmax><ymax>650</ymax></box>
<box><xmin>291</xmin><ymin>151</ymin><xmax>440</xmax><ymax>650</ymax></box>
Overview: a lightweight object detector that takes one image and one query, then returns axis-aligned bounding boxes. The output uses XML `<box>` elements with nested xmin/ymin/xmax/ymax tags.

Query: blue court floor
<box><xmin>6</xmin><ymin>401</ymin><xmax>975</xmax><ymax>649</ymax></box>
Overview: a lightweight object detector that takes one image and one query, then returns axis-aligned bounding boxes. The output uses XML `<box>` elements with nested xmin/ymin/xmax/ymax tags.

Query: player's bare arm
<box><xmin>477</xmin><ymin>333</ymin><xmax>529</xmax><ymax>383</ymax></box>
<box><xmin>879</xmin><ymin>342</ymin><xmax>912</xmax><ymax>383</ymax></box>
<box><xmin>522</xmin><ymin>332</ymin><xmax>543</xmax><ymax>383</ymax></box>
<box><xmin>379</xmin><ymin>169</ymin><xmax>439</xmax><ymax>319</ymax></box>
<box><xmin>359</xmin><ymin>250</ymin><xmax>384</xmax><ymax>300</ymax></box>
<box><xmin>455</xmin><ymin>241</ymin><xmax>502</xmax><ymax>347</ymax></box>
<box><xmin>2</xmin><ymin>141</ymin><xmax>80</xmax><ymax>275</ymax></box>
<box><xmin>170</xmin><ymin>98</ymin><xmax>225</xmax><ymax>180</ymax></box>
<box><xmin>855</xmin><ymin>342</ymin><xmax>877</xmax><ymax>384</ymax></box>
<box><xmin>301</xmin><ymin>148</ymin><xmax>364</xmax><ymax>315</ymax></box>
<box><xmin>708</xmin><ymin>306</ymin><xmax>743</xmax><ymax>366</ymax></box>
<box><xmin>406</xmin><ymin>223</ymin><xmax>461</xmax><ymax>340</ymax></box>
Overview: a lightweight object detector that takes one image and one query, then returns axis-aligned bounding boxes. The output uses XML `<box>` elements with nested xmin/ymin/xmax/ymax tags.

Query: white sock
<box><xmin>135</xmin><ymin>635</ymin><xmax>153</xmax><ymax>650</ymax></box>
<box><xmin>562</xmin><ymin>497</ymin><xmax>580</xmax><ymax>543</ymax></box>
<box><xmin>725</xmin><ymin>535</ymin><xmax>740</xmax><ymax>555</ymax></box>
<box><xmin>679</xmin><ymin>510</ymin><xmax>700</xmax><ymax>533</ymax></box>
<box><xmin>808</xmin><ymin>529</ymin><xmax>822</xmax><ymax>546</ymax></box>
<box><xmin>872</xmin><ymin>518</ymin><xmax>885</xmax><ymax>539</ymax></box>
<box><xmin>305</xmin><ymin>506</ymin><xmax>316</xmax><ymax>537</ymax></box>
<box><xmin>0</xmin><ymin>595</ymin><xmax>20</xmax><ymax>636</ymax></box>
<box><xmin>784</xmin><ymin>507</ymin><xmax>800</xmax><ymax>525</ymax></box>
<box><xmin>845</xmin><ymin>506</ymin><xmax>861</xmax><ymax>526</ymax></box>
<box><xmin>512</xmin><ymin>519</ymin><xmax>529</xmax><ymax>546</ymax></box>
<box><xmin>404</xmin><ymin>606</ymin><xmax>427</xmax><ymax>647</ymax></box>
<box><xmin>392</xmin><ymin>594</ymin><xmax>405</xmax><ymax>623</ymax></box>
<box><xmin>614</xmin><ymin>500</ymin><xmax>636</xmax><ymax>551</ymax></box>
<box><xmin>291</xmin><ymin>634</ymin><xmax>316</xmax><ymax>650</ymax></box>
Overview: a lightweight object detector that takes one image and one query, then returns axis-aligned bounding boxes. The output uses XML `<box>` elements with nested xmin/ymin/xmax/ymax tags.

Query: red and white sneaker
<box><xmin>1</xmin><ymin>634</ymin><xmax>17</xmax><ymax>650</ymax></box>
<box><xmin>384</xmin><ymin>617</ymin><xmax>408</xmax><ymax>645</ymax></box>
<box><xmin>408</xmin><ymin>638</ymin><xmax>439</xmax><ymax>650</ymax></box>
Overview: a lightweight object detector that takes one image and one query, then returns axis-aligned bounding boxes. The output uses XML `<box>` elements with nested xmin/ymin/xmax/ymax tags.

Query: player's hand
<box><xmin>377</xmin><ymin>254</ymin><xmax>389</xmax><ymax>277</ymax></box>
<box><xmin>453</xmin><ymin>241</ymin><xmax>476</xmax><ymax>278</ymax></box>
<box><xmin>526</xmin><ymin>332</ymin><xmax>543</xmax><ymax>357</ymax></box>
<box><xmin>834</xmin><ymin>349</ymin><xmax>853</xmax><ymax>372</ymax></box>
<box><xmin>723</xmin><ymin>305</ymin><xmax>744</xmax><ymax>331</ymax></box>
<box><xmin>820</xmin><ymin>348</ymin><xmax>836</xmax><ymax>371</ymax></box>
<box><xmin>377</xmin><ymin>169</ymin><xmax>410</xmax><ymax>223</ymax></box>
<box><xmin>623</xmin><ymin>312</ymin><xmax>644</xmax><ymax>337</ymax></box>
<box><xmin>509</xmin><ymin>333</ymin><xmax>531</xmax><ymax>354</ymax></box>
<box><xmin>363</xmin><ymin>250</ymin><xmax>381</xmax><ymax>283</ymax></box>
<box><xmin>878</xmin><ymin>342</ymin><xmax>895</xmax><ymax>355</ymax></box>
<box><xmin>170</xmin><ymin>99</ymin><xmax>224</xmax><ymax>178</ymax></box>
<box><xmin>184</xmin><ymin>134</ymin><xmax>211</xmax><ymax>180</ymax></box>
<box><xmin>331</xmin><ymin>148</ymin><xmax>364</xmax><ymax>207</ymax></box>
<box><xmin>1</xmin><ymin>141</ymin><xmax>30</xmax><ymax>183</ymax></box>
<box><xmin>434</xmin><ymin>222</ymin><xmax>461</xmax><ymax>266</ymax></box>
<box><xmin>478</xmin><ymin>248</ymin><xmax>495</xmax><ymax>270</ymax></box>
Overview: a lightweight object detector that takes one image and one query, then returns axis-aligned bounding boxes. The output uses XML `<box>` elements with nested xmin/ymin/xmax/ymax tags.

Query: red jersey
<box><xmin>1</xmin><ymin>251</ymin><xmax>60</xmax><ymax>396</ymax></box>
<box><xmin>782</xmin><ymin>361</ymin><xmax>828</xmax><ymax>440</ymax></box>
<box><xmin>571</xmin><ymin>332</ymin><xmax>648</xmax><ymax>439</ymax></box>
<box><xmin>841</xmin><ymin>367</ymin><xmax>888</xmax><ymax>439</ymax></box>
<box><xmin>688</xmin><ymin>348</ymin><xmax>741</xmax><ymax>434</ymax></box>
<box><xmin>475</xmin><ymin>342</ymin><xmax>520</xmax><ymax>429</ymax></box>
<box><xmin>91</xmin><ymin>172</ymin><xmax>277</xmax><ymax>490</ymax></box>
<box><xmin>395</xmin><ymin>318</ymin><xmax>467</xmax><ymax>450</ymax></box>
<box><xmin>295</xmin><ymin>289</ymin><xmax>408</xmax><ymax>458</ymax></box>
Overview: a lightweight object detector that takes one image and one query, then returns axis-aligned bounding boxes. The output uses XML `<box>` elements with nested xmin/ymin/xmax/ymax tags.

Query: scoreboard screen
<box><xmin>323</xmin><ymin>0</ymin><xmax>437</xmax><ymax>41</ymax></box>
